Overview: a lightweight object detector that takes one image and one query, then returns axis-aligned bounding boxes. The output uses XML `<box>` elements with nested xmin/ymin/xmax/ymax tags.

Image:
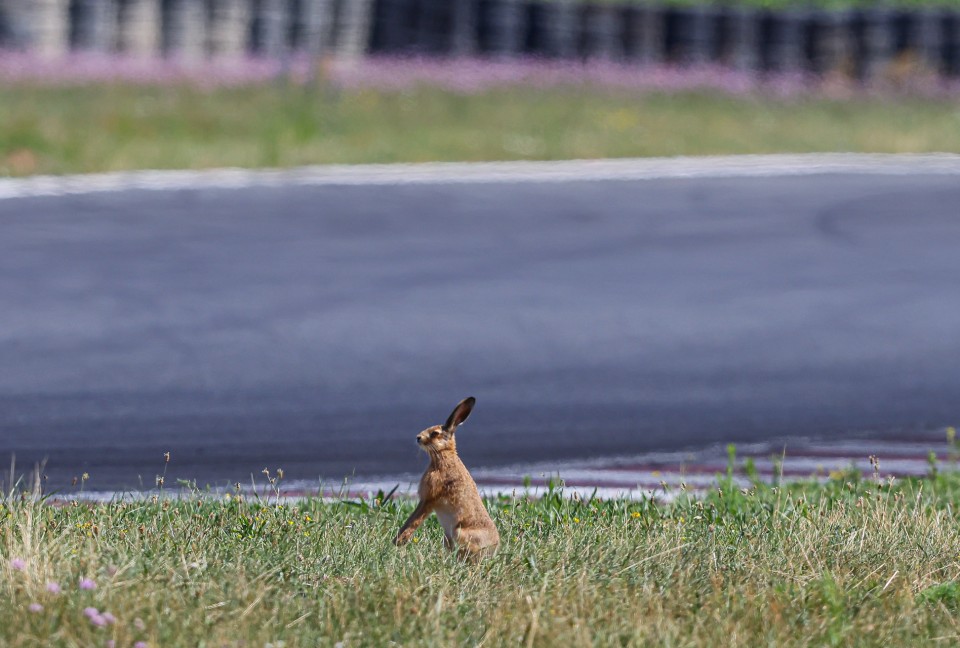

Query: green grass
<box><xmin>4</xmin><ymin>468</ymin><xmax>960</xmax><ymax>646</ymax></box>
<box><xmin>2</xmin><ymin>83</ymin><xmax>959</xmax><ymax>177</ymax></box>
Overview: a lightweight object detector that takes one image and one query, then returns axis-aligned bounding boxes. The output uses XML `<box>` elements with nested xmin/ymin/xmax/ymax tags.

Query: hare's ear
<box><xmin>443</xmin><ymin>397</ymin><xmax>476</xmax><ymax>433</ymax></box>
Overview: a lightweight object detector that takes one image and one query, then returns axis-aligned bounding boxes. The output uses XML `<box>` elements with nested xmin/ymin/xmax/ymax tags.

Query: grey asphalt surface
<box><xmin>2</xmin><ymin>172</ymin><xmax>959</xmax><ymax>491</ymax></box>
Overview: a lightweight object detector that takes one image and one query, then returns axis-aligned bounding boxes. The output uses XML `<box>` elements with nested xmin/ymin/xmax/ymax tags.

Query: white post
<box><xmin>638</xmin><ymin>5</ymin><xmax>665</xmax><ymax>65</ymax></box>
<box><xmin>686</xmin><ymin>7</ymin><xmax>714</xmax><ymax>65</ymax></box>
<box><xmin>210</xmin><ymin>0</ymin><xmax>250</xmax><ymax>58</ymax></box>
<box><xmin>5</xmin><ymin>0</ymin><xmax>35</xmax><ymax>50</ymax></box>
<box><xmin>861</xmin><ymin>9</ymin><xmax>894</xmax><ymax>81</ymax></box>
<box><xmin>550</xmin><ymin>0</ymin><xmax>578</xmax><ymax>59</ymax></box>
<box><xmin>769</xmin><ymin>11</ymin><xmax>805</xmax><ymax>72</ymax></box>
<box><xmin>451</xmin><ymin>0</ymin><xmax>478</xmax><ymax>57</ymax></box>
<box><xmin>822</xmin><ymin>11</ymin><xmax>853</xmax><ymax>78</ymax></box>
<box><xmin>490</xmin><ymin>0</ymin><xmax>524</xmax><ymax>57</ymax></box>
<box><xmin>258</xmin><ymin>0</ymin><xmax>287</xmax><ymax>58</ymax></box>
<box><xmin>585</xmin><ymin>6</ymin><xmax>622</xmax><ymax>60</ymax></box>
<box><xmin>120</xmin><ymin>0</ymin><xmax>162</xmax><ymax>57</ymax></box>
<box><xmin>729</xmin><ymin>7</ymin><xmax>758</xmax><ymax>71</ymax></box>
<box><xmin>337</xmin><ymin>0</ymin><xmax>374</xmax><ymax>59</ymax></box>
<box><xmin>912</xmin><ymin>10</ymin><xmax>944</xmax><ymax>74</ymax></box>
<box><xmin>31</xmin><ymin>0</ymin><xmax>71</xmax><ymax>58</ymax></box>
<box><xmin>72</xmin><ymin>0</ymin><xmax>118</xmax><ymax>51</ymax></box>
<box><xmin>168</xmin><ymin>0</ymin><xmax>207</xmax><ymax>61</ymax></box>
<box><xmin>301</xmin><ymin>0</ymin><xmax>334</xmax><ymax>56</ymax></box>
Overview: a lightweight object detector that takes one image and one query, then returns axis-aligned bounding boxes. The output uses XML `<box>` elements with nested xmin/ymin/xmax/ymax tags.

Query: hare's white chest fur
<box><xmin>434</xmin><ymin>504</ymin><xmax>458</xmax><ymax>539</ymax></box>
<box><xmin>422</xmin><ymin>472</ymin><xmax>460</xmax><ymax>539</ymax></box>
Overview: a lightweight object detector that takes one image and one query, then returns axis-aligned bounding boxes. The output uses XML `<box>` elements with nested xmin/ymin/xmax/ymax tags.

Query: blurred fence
<box><xmin>1</xmin><ymin>0</ymin><xmax>959</xmax><ymax>79</ymax></box>
<box><xmin>0</xmin><ymin>0</ymin><xmax>371</xmax><ymax>59</ymax></box>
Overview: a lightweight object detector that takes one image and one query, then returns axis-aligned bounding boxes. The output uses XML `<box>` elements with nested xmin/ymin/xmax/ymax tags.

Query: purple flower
<box><xmin>46</xmin><ymin>581</ymin><xmax>62</xmax><ymax>594</ymax></box>
<box><xmin>84</xmin><ymin>606</ymin><xmax>109</xmax><ymax>626</ymax></box>
<box><xmin>134</xmin><ymin>642</ymin><xmax>149</xmax><ymax>648</ymax></box>
<box><xmin>106</xmin><ymin>641</ymin><xmax>116</xmax><ymax>648</ymax></box>
<box><xmin>9</xmin><ymin>558</ymin><xmax>26</xmax><ymax>571</ymax></box>
<box><xmin>102</xmin><ymin>612</ymin><xmax>116</xmax><ymax>625</ymax></box>
<box><xmin>28</xmin><ymin>603</ymin><xmax>43</xmax><ymax>613</ymax></box>
<box><xmin>79</xmin><ymin>577</ymin><xmax>96</xmax><ymax>590</ymax></box>
<box><xmin>0</xmin><ymin>52</ymin><xmax>954</xmax><ymax>99</ymax></box>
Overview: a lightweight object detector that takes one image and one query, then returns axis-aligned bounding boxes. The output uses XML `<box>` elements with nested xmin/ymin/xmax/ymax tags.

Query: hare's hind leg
<box><xmin>454</xmin><ymin>528</ymin><xmax>498</xmax><ymax>560</ymax></box>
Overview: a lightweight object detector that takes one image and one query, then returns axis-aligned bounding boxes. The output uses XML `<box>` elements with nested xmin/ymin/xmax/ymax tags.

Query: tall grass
<box><xmin>4</xmin><ymin>467</ymin><xmax>960</xmax><ymax>646</ymax></box>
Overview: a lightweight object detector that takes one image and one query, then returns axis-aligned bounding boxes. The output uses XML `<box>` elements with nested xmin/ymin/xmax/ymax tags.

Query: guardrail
<box><xmin>1</xmin><ymin>0</ymin><xmax>958</xmax><ymax>80</ymax></box>
<box><xmin>371</xmin><ymin>1</ymin><xmax>960</xmax><ymax>79</ymax></box>
<box><xmin>0</xmin><ymin>0</ymin><xmax>373</xmax><ymax>59</ymax></box>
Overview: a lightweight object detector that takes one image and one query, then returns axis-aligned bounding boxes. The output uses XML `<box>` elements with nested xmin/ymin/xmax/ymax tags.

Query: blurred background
<box><xmin>0</xmin><ymin>0</ymin><xmax>959</xmax><ymax>76</ymax></box>
<box><xmin>0</xmin><ymin>0</ymin><xmax>959</xmax><ymax>496</ymax></box>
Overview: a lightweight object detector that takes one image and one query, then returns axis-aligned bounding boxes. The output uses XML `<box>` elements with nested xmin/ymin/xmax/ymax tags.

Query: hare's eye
<box><xmin>430</xmin><ymin>430</ymin><xmax>440</xmax><ymax>438</ymax></box>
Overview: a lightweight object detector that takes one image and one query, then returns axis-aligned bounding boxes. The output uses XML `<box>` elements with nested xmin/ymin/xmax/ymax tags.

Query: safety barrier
<box><xmin>0</xmin><ymin>0</ymin><xmax>958</xmax><ymax>79</ymax></box>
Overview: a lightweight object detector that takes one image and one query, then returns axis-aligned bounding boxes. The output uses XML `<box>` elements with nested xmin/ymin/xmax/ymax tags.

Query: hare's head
<box><xmin>416</xmin><ymin>397</ymin><xmax>475</xmax><ymax>456</ymax></box>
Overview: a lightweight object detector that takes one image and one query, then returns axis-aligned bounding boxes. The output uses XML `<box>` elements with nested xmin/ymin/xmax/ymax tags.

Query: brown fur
<box><xmin>393</xmin><ymin>397</ymin><xmax>499</xmax><ymax>559</ymax></box>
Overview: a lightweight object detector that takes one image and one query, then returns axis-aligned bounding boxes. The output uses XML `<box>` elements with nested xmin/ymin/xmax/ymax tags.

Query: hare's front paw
<box><xmin>394</xmin><ymin>530</ymin><xmax>412</xmax><ymax>546</ymax></box>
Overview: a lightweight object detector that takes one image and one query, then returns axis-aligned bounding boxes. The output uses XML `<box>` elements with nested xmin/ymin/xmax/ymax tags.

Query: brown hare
<box><xmin>393</xmin><ymin>397</ymin><xmax>499</xmax><ymax>558</ymax></box>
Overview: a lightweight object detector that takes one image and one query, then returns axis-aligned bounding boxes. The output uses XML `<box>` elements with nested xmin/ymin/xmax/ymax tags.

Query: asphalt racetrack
<box><xmin>2</xmin><ymin>157</ymin><xmax>959</xmax><ymax>491</ymax></box>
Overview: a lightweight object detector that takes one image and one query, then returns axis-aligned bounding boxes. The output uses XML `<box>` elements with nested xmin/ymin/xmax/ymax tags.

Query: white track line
<box><xmin>320</xmin><ymin>435</ymin><xmax>953</xmax><ymax>500</ymax></box>
<box><xmin>2</xmin><ymin>154</ymin><xmax>960</xmax><ymax>201</ymax></box>
<box><xmin>57</xmin><ymin>433</ymin><xmax>954</xmax><ymax>503</ymax></box>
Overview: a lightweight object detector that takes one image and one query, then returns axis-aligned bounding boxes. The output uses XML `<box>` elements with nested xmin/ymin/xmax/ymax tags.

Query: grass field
<box><xmin>2</xmin><ymin>75</ymin><xmax>959</xmax><ymax>177</ymax></box>
<box><xmin>4</xmin><ymin>460</ymin><xmax>960</xmax><ymax>647</ymax></box>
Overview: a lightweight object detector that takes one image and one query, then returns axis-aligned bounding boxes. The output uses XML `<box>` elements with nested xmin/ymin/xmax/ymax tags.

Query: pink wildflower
<box><xmin>9</xmin><ymin>558</ymin><xmax>26</xmax><ymax>571</ymax></box>
<box><xmin>134</xmin><ymin>642</ymin><xmax>149</xmax><ymax>648</ymax></box>
<box><xmin>83</xmin><ymin>607</ymin><xmax>100</xmax><ymax>619</ymax></box>
<box><xmin>46</xmin><ymin>581</ymin><xmax>61</xmax><ymax>594</ymax></box>
<box><xmin>102</xmin><ymin>612</ymin><xmax>116</xmax><ymax>625</ymax></box>
<box><xmin>106</xmin><ymin>641</ymin><xmax>116</xmax><ymax>648</ymax></box>
<box><xmin>28</xmin><ymin>603</ymin><xmax>43</xmax><ymax>613</ymax></box>
<box><xmin>79</xmin><ymin>577</ymin><xmax>96</xmax><ymax>590</ymax></box>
